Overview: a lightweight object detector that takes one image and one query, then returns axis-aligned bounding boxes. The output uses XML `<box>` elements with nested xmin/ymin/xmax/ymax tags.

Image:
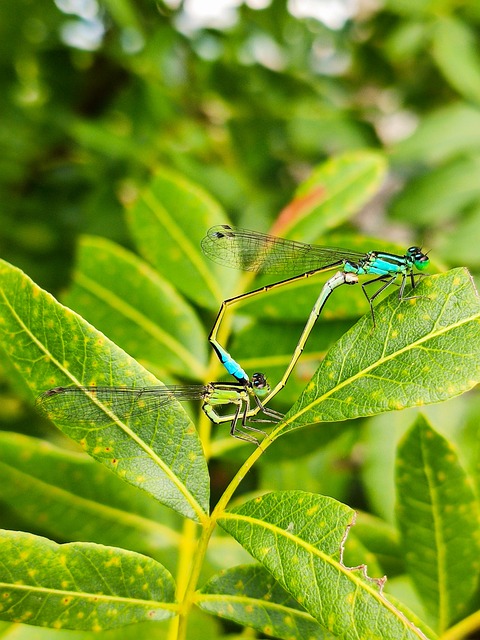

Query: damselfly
<box><xmin>37</xmin><ymin>372</ymin><xmax>283</xmax><ymax>444</ymax></box>
<box><xmin>201</xmin><ymin>225</ymin><xmax>430</xmax><ymax>402</ymax></box>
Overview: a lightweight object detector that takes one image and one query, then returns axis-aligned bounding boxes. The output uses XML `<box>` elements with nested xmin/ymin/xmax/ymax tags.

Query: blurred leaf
<box><xmin>390</xmin><ymin>155</ymin><xmax>480</xmax><ymax>225</ymax></box>
<box><xmin>197</xmin><ymin>564</ymin><xmax>333</xmax><ymax>640</ymax></box>
<box><xmin>0</xmin><ymin>432</ymin><xmax>180</xmax><ymax>557</ymax></box>
<box><xmin>385</xmin><ymin>0</ymin><xmax>438</xmax><ymax>15</ymax></box>
<box><xmin>218</xmin><ymin>491</ymin><xmax>435</xmax><ymax>639</ymax></box>
<box><xmin>435</xmin><ymin>202</ymin><xmax>480</xmax><ymax>269</ymax></box>
<box><xmin>432</xmin><ymin>17</ymin><xmax>480</xmax><ymax>106</ymax></box>
<box><xmin>127</xmin><ymin>167</ymin><xmax>237</xmax><ymax>309</ymax></box>
<box><xmin>272</xmin><ymin>150</ymin><xmax>387</xmax><ymax>239</ymax></box>
<box><xmin>288</xmin><ymin>103</ymin><xmax>376</xmax><ymax>157</ymax></box>
<box><xmin>101</xmin><ymin>0</ymin><xmax>143</xmax><ymax>31</ymax></box>
<box><xmin>0</xmin><ymin>259</ymin><xmax>210</xmax><ymax>523</ymax></box>
<box><xmin>396</xmin><ymin>416</ymin><xmax>480</xmax><ymax>630</ymax></box>
<box><xmin>347</xmin><ymin>512</ymin><xmax>403</xmax><ymax>577</ymax></box>
<box><xmin>384</xmin><ymin>20</ymin><xmax>429</xmax><ymax>62</ymax></box>
<box><xmin>361</xmin><ymin>410</ymin><xmax>413</xmax><ymax>524</ymax></box>
<box><xmin>0</xmin><ymin>530</ymin><xmax>176</xmax><ymax>630</ymax></box>
<box><xmin>260</xmin><ymin>426</ymin><xmax>357</xmax><ymax>501</ymax></box>
<box><xmin>392</xmin><ymin>103</ymin><xmax>480</xmax><ymax>166</ymax></box>
<box><xmin>275</xmin><ymin>269</ymin><xmax>480</xmax><ymax>436</ymax></box>
<box><xmin>63</xmin><ymin>235</ymin><xmax>207</xmax><ymax>380</ymax></box>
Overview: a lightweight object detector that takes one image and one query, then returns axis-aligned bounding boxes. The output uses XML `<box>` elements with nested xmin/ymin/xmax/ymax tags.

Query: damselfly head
<box><xmin>407</xmin><ymin>246</ymin><xmax>430</xmax><ymax>270</ymax></box>
<box><xmin>251</xmin><ymin>372</ymin><xmax>270</xmax><ymax>396</ymax></box>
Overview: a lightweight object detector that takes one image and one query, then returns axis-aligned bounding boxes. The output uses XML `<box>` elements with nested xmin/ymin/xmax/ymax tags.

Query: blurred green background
<box><xmin>3</xmin><ymin>0</ymin><xmax>480</xmax><ymax>295</ymax></box>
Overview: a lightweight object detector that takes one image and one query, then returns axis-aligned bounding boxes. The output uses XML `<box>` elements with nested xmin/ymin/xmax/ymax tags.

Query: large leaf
<box><xmin>272</xmin><ymin>150</ymin><xmax>387</xmax><ymax>240</ymax></box>
<box><xmin>0</xmin><ymin>259</ymin><xmax>209</xmax><ymax>523</ymax></box>
<box><xmin>0</xmin><ymin>432</ymin><xmax>180</xmax><ymax>557</ymax></box>
<box><xmin>218</xmin><ymin>491</ymin><xmax>436</xmax><ymax>639</ymax></box>
<box><xmin>390</xmin><ymin>155</ymin><xmax>480</xmax><ymax>225</ymax></box>
<box><xmin>431</xmin><ymin>17</ymin><xmax>480</xmax><ymax>106</ymax></box>
<box><xmin>396</xmin><ymin>416</ymin><xmax>480</xmax><ymax>630</ymax></box>
<box><xmin>197</xmin><ymin>563</ymin><xmax>334</xmax><ymax>639</ymax></box>
<box><xmin>391</xmin><ymin>102</ymin><xmax>480</xmax><ymax>166</ymax></box>
<box><xmin>273</xmin><ymin>269</ymin><xmax>480</xmax><ymax>436</ymax></box>
<box><xmin>62</xmin><ymin>235</ymin><xmax>207</xmax><ymax>380</ymax></box>
<box><xmin>0</xmin><ymin>530</ymin><xmax>176</xmax><ymax>631</ymax></box>
<box><xmin>126</xmin><ymin>166</ymin><xmax>237</xmax><ymax>309</ymax></box>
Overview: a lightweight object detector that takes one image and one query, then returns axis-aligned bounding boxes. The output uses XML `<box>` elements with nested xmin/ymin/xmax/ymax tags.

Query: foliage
<box><xmin>0</xmin><ymin>1</ymin><xmax>480</xmax><ymax>639</ymax></box>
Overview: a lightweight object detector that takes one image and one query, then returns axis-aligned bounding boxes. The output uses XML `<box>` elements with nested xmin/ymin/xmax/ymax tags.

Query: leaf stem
<box><xmin>175</xmin><ymin>427</ymin><xmax>276</xmax><ymax>639</ymax></box>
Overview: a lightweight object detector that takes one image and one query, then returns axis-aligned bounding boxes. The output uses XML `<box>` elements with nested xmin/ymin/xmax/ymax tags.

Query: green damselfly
<box><xmin>37</xmin><ymin>372</ymin><xmax>283</xmax><ymax>444</ymax></box>
<box><xmin>201</xmin><ymin>225</ymin><xmax>430</xmax><ymax>403</ymax></box>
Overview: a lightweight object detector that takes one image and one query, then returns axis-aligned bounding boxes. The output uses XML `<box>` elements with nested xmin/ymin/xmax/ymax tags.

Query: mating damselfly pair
<box><xmin>37</xmin><ymin>226</ymin><xmax>429</xmax><ymax>443</ymax></box>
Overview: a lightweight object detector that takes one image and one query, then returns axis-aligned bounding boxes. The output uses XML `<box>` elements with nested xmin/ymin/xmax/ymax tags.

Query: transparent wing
<box><xmin>36</xmin><ymin>385</ymin><xmax>208</xmax><ymax>424</ymax></box>
<box><xmin>201</xmin><ymin>225</ymin><xmax>365</xmax><ymax>275</ymax></box>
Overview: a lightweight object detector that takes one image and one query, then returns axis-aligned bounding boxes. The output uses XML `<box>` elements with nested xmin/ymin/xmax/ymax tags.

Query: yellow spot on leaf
<box><xmin>306</xmin><ymin>505</ymin><xmax>319</xmax><ymax>516</ymax></box>
<box><xmin>284</xmin><ymin>615</ymin><xmax>293</xmax><ymax>627</ymax></box>
<box><xmin>105</xmin><ymin>557</ymin><xmax>121</xmax><ymax>568</ymax></box>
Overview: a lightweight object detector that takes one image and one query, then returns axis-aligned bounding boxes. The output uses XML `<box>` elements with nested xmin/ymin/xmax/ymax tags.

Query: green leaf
<box><xmin>218</xmin><ymin>491</ymin><xmax>435</xmax><ymax>639</ymax></box>
<box><xmin>395</xmin><ymin>416</ymin><xmax>480</xmax><ymax>630</ymax></box>
<box><xmin>275</xmin><ymin>269</ymin><xmax>480</xmax><ymax>436</ymax></box>
<box><xmin>435</xmin><ymin>202</ymin><xmax>480</xmax><ymax>269</ymax></box>
<box><xmin>0</xmin><ymin>259</ymin><xmax>209</xmax><ymax>523</ymax></box>
<box><xmin>0</xmin><ymin>530</ymin><xmax>176</xmax><ymax>631</ymax></box>
<box><xmin>197</xmin><ymin>563</ymin><xmax>334</xmax><ymax>640</ymax></box>
<box><xmin>391</xmin><ymin>102</ymin><xmax>480</xmax><ymax>166</ymax></box>
<box><xmin>0</xmin><ymin>432</ymin><xmax>180</xmax><ymax>557</ymax></box>
<box><xmin>431</xmin><ymin>17</ymin><xmax>480</xmax><ymax>106</ymax></box>
<box><xmin>272</xmin><ymin>150</ymin><xmax>387</xmax><ymax>240</ymax></box>
<box><xmin>127</xmin><ymin>166</ymin><xmax>237</xmax><ymax>309</ymax></box>
<box><xmin>62</xmin><ymin>235</ymin><xmax>207</xmax><ymax>380</ymax></box>
<box><xmin>390</xmin><ymin>155</ymin><xmax>480</xmax><ymax>225</ymax></box>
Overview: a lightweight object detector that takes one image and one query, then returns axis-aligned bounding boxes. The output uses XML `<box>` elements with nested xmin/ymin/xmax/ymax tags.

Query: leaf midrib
<box><xmin>0</xmin><ymin>581</ymin><xmax>177</xmax><ymax>608</ymax></box>
<box><xmin>220</xmin><ymin>512</ymin><xmax>428</xmax><ymax>638</ymax></box>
